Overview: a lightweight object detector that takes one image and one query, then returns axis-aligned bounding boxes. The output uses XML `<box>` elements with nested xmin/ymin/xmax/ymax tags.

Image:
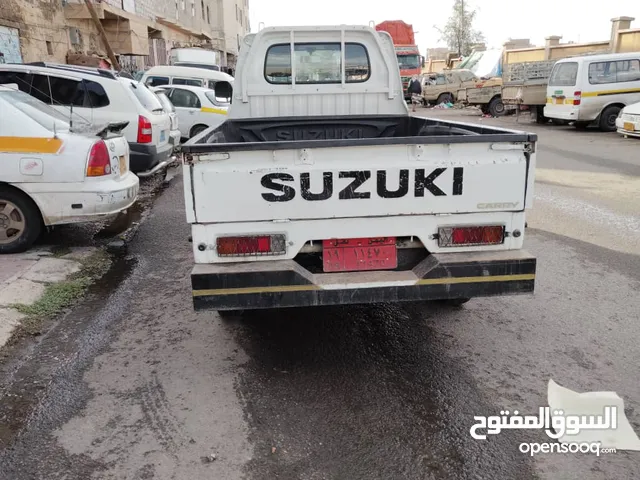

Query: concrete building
<box><xmin>0</xmin><ymin>0</ymin><xmax>249</xmax><ymax>72</ymax></box>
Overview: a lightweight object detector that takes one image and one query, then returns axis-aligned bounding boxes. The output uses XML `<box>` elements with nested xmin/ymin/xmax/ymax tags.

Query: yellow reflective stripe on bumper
<box><xmin>192</xmin><ymin>274</ymin><xmax>535</xmax><ymax>297</ymax></box>
<box><xmin>0</xmin><ymin>136</ymin><xmax>63</xmax><ymax>154</ymax></box>
<box><xmin>193</xmin><ymin>284</ymin><xmax>320</xmax><ymax>297</ymax></box>
<box><xmin>201</xmin><ymin>107</ymin><xmax>228</xmax><ymax>115</ymax></box>
<box><xmin>417</xmin><ymin>274</ymin><xmax>535</xmax><ymax>285</ymax></box>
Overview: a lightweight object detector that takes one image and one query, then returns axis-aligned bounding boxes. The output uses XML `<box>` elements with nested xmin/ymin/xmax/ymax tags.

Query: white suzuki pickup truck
<box><xmin>181</xmin><ymin>25</ymin><xmax>537</xmax><ymax>313</ymax></box>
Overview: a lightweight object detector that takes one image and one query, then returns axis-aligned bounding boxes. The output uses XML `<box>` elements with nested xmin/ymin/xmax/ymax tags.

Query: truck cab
<box><xmin>181</xmin><ymin>25</ymin><xmax>537</xmax><ymax>313</ymax></box>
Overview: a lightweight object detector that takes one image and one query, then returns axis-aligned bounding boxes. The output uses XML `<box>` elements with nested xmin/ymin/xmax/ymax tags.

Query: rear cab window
<box><xmin>264</xmin><ymin>42</ymin><xmax>371</xmax><ymax>84</ymax></box>
<box><xmin>549</xmin><ymin>62</ymin><xmax>578</xmax><ymax>87</ymax></box>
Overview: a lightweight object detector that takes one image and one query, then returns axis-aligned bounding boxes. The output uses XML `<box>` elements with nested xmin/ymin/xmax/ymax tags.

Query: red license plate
<box><xmin>322</xmin><ymin>237</ymin><xmax>397</xmax><ymax>273</ymax></box>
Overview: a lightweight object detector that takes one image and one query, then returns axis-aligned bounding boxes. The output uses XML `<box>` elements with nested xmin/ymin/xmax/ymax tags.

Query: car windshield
<box><xmin>127</xmin><ymin>80</ymin><xmax>164</xmax><ymax>112</ymax></box>
<box><xmin>154</xmin><ymin>90</ymin><xmax>175</xmax><ymax>113</ymax></box>
<box><xmin>0</xmin><ymin>88</ymin><xmax>72</xmax><ymax>131</ymax></box>
<box><xmin>397</xmin><ymin>54</ymin><xmax>420</xmax><ymax>70</ymax></box>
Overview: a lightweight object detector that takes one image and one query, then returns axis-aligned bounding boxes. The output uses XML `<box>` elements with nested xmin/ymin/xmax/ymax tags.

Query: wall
<box><xmin>504</xmin><ymin>48</ymin><xmax>545</xmax><ymax>64</ymax></box>
<box><xmin>548</xmin><ymin>41</ymin><xmax>609</xmax><ymax>59</ymax></box>
<box><xmin>0</xmin><ymin>0</ymin><xmax>70</xmax><ymax>63</ymax></box>
<box><xmin>617</xmin><ymin>29</ymin><xmax>640</xmax><ymax>52</ymax></box>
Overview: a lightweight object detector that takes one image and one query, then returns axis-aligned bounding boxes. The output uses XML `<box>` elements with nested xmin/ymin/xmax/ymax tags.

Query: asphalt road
<box><xmin>0</xmin><ymin>111</ymin><xmax>639</xmax><ymax>480</ymax></box>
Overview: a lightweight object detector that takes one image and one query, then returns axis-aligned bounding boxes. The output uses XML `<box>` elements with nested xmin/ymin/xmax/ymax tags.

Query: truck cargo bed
<box><xmin>182</xmin><ymin>115</ymin><xmax>536</xmax><ymax>153</ymax></box>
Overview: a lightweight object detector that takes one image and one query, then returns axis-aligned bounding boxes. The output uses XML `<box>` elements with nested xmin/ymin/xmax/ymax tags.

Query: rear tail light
<box><xmin>86</xmin><ymin>140</ymin><xmax>111</xmax><ymax>177</ymax></box>
<box><xmin>573</xmin><ymin>91</ymin><xmax>581</xmax><ymax>106</ymax></box>
<box><xmin>216</xmin><ymin>234</ymin><xmax>286</xmax><ymax>256</ymax></box>
<box><xmin>438</xmin><ymin>226</ymin><xmax>505</xmax><ymax>247</ymax></box>
<box><xmin>137</xmin><ymin>115</ymin><xmax>153</xmax><ymax>143</ymax></box>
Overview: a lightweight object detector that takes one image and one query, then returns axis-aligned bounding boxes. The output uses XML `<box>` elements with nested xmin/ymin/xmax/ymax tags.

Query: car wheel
<box><xmin>598</xmin><ymin>105</ymin><xmax>621</xmax><ymax>132</ymax></box>
<box><xmin>0</xmin><ymin>187</ymin><xmax>42</xmax><ymax>254</ymax></box>
<box><xmin>436</xmin><ymin>93</ymin><xmax>453</xmax><ymax>105</ymax></box>
<box><xmin>190</xmin><ymin>124</ymin><xmax>208</xmax><ymax>138</ymax></box>
<box><xmin>488</xmin><ymin>97</ymin><xmax>505</xmax><ymax>117</ymax></box>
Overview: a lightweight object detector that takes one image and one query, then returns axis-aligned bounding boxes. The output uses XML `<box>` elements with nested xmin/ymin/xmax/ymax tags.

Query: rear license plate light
<box><xmin>323</xmin><ymin>237</ymin><xmax>397</xmax><ymax>273</ymax></box>
<box><xmin>217</xmin><ymin>234</ymin><xmax>286</xmax><ymax>256</ymax></box>
<box><xmin>438</xmin><ymin>226</ymin><xmax>505</xmax><ymax>247</ymax></box>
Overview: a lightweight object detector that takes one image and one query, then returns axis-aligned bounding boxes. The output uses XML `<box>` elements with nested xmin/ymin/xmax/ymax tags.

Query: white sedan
<box><xmin>0</xmin><ymin>85</ymin><xmax>139</xmax><ymax>253</ymax></box>
<box><xmin>616</xmin><ymin>102</ymin><xmax>640</xmax><ymax>138</ymax></box>
<box><xmin>153</xmin><ymin>85</ymin><xmax>229</xmax><ymax>139</ymax></box>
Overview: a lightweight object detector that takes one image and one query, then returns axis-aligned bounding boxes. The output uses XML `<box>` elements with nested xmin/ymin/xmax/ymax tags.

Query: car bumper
<box><xmin>29</xmin><ymin>173</ymin><xmax>140</xmax><ymax>226</ymax></box>
<box><xmin>616</xmin><ymin>117</ymin><xmax>640</xmax><ymax>137</ymax></box>
<box><xmin>191</xmin><ymin>250</ymin><xmax>536</xmax><ymax>311</ymax></box>
<box><xmin>169</xmin><ymin>129</ymin><xmax>181</xmax><ymax>147</ymax></box>
<box><xmin>129</xmin><ymin>141</ymin><xmax>173</xmax><ymax>174</ymax></box>
<box><xmin>543</xmin><ymin>105</ymin><xmax>580</xmax><ymax>121</ymax></box>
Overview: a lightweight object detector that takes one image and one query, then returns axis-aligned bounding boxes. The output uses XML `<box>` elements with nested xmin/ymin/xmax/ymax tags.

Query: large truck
<box><xmin>375</xmin><ymin>20</ymin><xmax>424</xmax><ymax>100</ymax></box>
<box><xmin>181</xmin><ymin>25</ymin><xmax>537</xmax><ymax>314</ymax></box>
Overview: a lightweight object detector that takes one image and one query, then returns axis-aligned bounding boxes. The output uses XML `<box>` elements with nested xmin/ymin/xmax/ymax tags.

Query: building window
<box><xmin>181</xmin><ymin>0</ymin><xmax>185</xmax><ymax>10</ymax></box>
<box><xmin>236</xmin><ymin>4</ymin><xmax>238</xmax><ymax>21</ymax></box>
<box><xmin>175</xmin><ymin>0</ymin><xmax>179</xmax><ymax>18</ymax></box>
<box><xmin>191</xmin><ymin>0</ymin><xmax>195</xmax><ymax>16</ymax></box>
<box><xmin>201</xmin><ymin>0</ymin><xmax>205</xmax><ymax>19</ymax></box>
<box><xmin>207</xmin><ymin>5</ymin><xmax>211</xmax><ymax>24</ymax></box>
<box><xmin>46</xmin><ymin>41</ymin><xmax>53</xmax><ymax>55</ymax></box>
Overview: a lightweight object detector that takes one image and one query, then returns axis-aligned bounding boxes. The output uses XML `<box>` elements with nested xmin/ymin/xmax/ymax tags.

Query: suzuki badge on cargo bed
<box><xmin>181</xmin><ymin>25</ymin><xmax>538</xmax><ymax>312</ymax></box>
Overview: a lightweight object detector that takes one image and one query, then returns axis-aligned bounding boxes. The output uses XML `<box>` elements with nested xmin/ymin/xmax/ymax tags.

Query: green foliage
<box><xmin>436</xmin><ymin>0</ymin><xmax>485</xmax><ymax>57</ymax></box>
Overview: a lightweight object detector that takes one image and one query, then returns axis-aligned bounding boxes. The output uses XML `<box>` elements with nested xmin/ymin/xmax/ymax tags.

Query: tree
<box><xmin>436</xmin><ymin>0</ymin><xmax>485</xmax><ymax>57</ymax></box>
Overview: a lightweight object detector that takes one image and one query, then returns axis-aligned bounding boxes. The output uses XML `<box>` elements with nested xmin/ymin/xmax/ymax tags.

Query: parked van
<box><xmin>544</xmin><ymin>52</ymin><xmax>640</xmax><ymax>131</ymax></box>
<box><xmin>141</xmin><ymin>66</ymin><xmax>233</xmax><ymax>94</ymax></box>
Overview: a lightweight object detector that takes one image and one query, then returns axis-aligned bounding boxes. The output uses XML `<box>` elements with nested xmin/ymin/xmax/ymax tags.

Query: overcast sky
<box><xmin>248</xmin><ymin>0</ymin><xmax>640</xmax><ymax>55</ymax></box>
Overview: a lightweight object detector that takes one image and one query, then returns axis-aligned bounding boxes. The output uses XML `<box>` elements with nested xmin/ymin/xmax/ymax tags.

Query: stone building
<box><xmin>0</xmin><ymin>0</ymin><xmax>249</xmax><ymax>71</ymax></box>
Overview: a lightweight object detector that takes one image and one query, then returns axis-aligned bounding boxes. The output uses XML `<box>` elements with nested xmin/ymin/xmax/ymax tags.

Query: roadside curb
<box><xmin>0</xmin><ymin>165</ymin><xmax>181</xmax><ymax>352</ymax></box>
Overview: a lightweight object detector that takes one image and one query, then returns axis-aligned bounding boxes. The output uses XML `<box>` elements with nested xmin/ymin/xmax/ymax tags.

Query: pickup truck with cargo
<box><xmin>501</xmin><ymin>60</ymin><xmax>561</xmax><ymax>124</ymax></box>
<box><xmin>181</xmin><ymin>25</ymin><xmax>538</xmax><ymax>313</ymax></box>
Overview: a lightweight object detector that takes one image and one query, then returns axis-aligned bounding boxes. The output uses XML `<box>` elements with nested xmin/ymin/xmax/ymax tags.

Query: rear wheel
<box><xmin>487</xmin><ymin>97</ymin><xmax>505</xmax><ymax>117</ymax></box>
<box><xmin>0</xmin><ymin>187</ymin><xmax>42</xmax><ymax>254</ymax></box>
<box><xmin>190</xmin><ymin>124</ymin><xmax>209</xmax><ymax>138</ymax></box>
<box><xmin>598</xmin><ymin>105</ymin><xmax>621</xmax><ymax>132</ymax></box>
<box><xmin>436</xmin><ymin>93</ymin><xmax>454</xmax><ymax>105</ymax></box>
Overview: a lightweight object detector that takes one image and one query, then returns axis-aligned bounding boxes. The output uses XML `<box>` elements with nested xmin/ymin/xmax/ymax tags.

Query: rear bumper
<box><xmin>129</xmin><ymin>141</ymin><xmax>173</xmax><ymax>174</ymax></box>
<box><xmin>191</xmin><ymin>250</ymin><xmax>536</xmax><ymax>311</ymax></box>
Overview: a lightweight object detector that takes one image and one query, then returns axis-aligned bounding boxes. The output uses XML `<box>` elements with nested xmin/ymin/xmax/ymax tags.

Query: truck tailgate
<box><xmin>187</xmin><ymin>141</ymin><xmax>532</xmax><ymax>224</ymax></box>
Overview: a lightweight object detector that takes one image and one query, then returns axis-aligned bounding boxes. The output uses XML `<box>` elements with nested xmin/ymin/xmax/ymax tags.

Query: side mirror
<box><xmin>214</xmin><ymin>81</ymin><xmax>233</xmax><ymax>103</ymax></box>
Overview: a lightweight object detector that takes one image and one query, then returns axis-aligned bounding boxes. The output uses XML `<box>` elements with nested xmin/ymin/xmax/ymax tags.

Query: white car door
<box><xmin>168</xmin><ymin>87</ymin><xmax>201</xmax><ymax>138</ymax></box>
